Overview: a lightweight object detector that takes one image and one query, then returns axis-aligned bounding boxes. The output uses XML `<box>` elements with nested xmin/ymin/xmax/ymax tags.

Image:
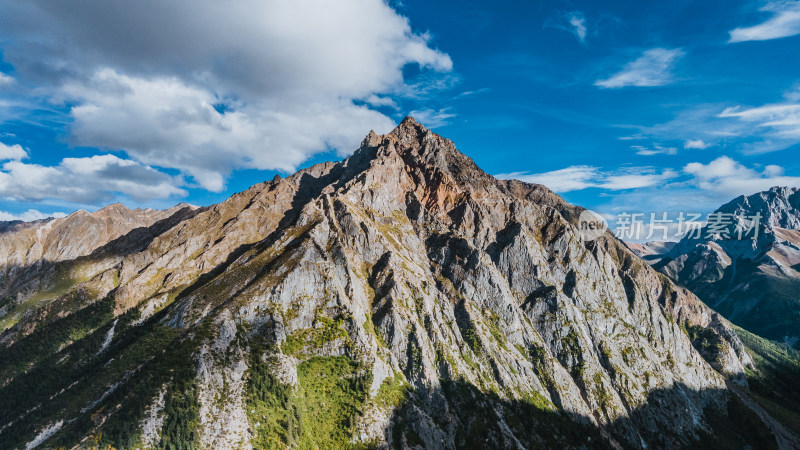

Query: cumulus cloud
<box><xmin>60</xmin><ymin>69</ymin><xmax>395</xmax><ymax>191</ymax></box>
<box><xmin>0</xmin><ymin>209</ymin><xmax>66</xmax><ymax>222</ymax></box>
<box><xmin>683</xmin><ymin>156</ymin><xmax>800</xmax><ymax>197</ymax></box>
<box><xmin>595</xmin><ymin>48</ymin><xmax>684</xmax><ymax>88</ymax></box>
<box><xmin>729</xmin><ymin>1</ymin><xmax>800</xmax><ymax>43</ymax></box>
<box><xmin>684</xmin><ymin>139</ymin><xmax>710</xmax><ymax>149</ymax></box>
<box><xmin>0</xmin><ymin>141</ymin><xmax>27</xmax><ymax>160</ymax></box>
<box><xmin>0</xmin><ymin>154</ymin><xmax>185</xmax><ymax>204</ymax></box>
<box><xmin>495</xmin><ymin>166</ymin><xmax>678</xmax><ymax>193</ymax></box>
<box><xmin>0</xmin><ymin>0</ymin><xmax>452</xmax><ymax>193</ymax></box>
<box><xmin>0</xmin><ymin>73</ymin><xmax>13</xmax><ymax>86</ymax></box>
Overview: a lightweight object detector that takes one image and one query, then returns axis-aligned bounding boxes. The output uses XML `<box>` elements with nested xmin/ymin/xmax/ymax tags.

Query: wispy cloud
<box><xmin>408</xmin><ymin>107</ymin><xmax>456</xmax><ymax>128</ymax></box>
<box><xmin>632</xmin><ymin>144</ymin><xmax>677</xmax><ymax>156</ymax></box>
<box><xmin>595</xmin><ymin>48</ymin><xmax>684</xmax><ymax>88</ymax></box>
<box><xmin>495</xmin><ymin>166</ymin><xmax>678</xmax><ymax>193</ymax></box>
<box><xmin>719</xmin><ymin>103</ymin><xmax>800</xmax><ymax>138</ymax></box>
<box><xmin>729</xmin><ymin>1</ymin><xmax>800</xmax><ymax>43</ymax></box>
<box><xmin>624</xmin><ymin>91</ymin><xmax>800</xmax><ymax>155</ymax></box>
<box><xmin>363</xmin><ymin>94</ymin><xmax>398</xmax><ymax>109</ymax></box>
<box><xmin>568</xmin><ymin>13</ymin><xmax>588</xmax><ymax>43</ymax></box>
<box><xmin>547</xmin><ymin>11</ymin><xmax>589</xmax><ymax>44</ymax></box>
<box><xmin>497</xmin><ymin>156</ymin><xmax>800</xmax><ymax>202</ymax></box>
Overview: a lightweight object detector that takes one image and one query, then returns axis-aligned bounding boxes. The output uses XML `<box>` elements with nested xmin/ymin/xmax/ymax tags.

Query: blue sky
<box><xmin>0</xmin><ymin>0</ymin><xmax>799</xmax><ymax>231</ymax></box>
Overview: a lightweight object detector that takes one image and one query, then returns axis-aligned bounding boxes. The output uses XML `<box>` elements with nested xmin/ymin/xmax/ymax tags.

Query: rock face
<box><xmin>0</xmin><ymin>118</ymin><xmax>776</xmax><ymax>449</ymax></box>
<box><xmin>651</xmin><ymin>187</ymin><xmax>800</xmax><ymax>347</ymax></box>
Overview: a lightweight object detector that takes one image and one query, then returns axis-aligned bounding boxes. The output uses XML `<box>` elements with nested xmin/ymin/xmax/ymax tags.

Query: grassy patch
<box><xmin>281</xmin><ymin>315</ymin><xmax>349</xmax><ymax>356</ymax></box>
<box><xmin>246</xmin><ymin>351</ymin><xmax>372</xmax><ymax>449</ymax></box>
<box><xmin>375</xmin><ymin>372</ymin><xmax>411</xmax><ymax>409</ymax></box>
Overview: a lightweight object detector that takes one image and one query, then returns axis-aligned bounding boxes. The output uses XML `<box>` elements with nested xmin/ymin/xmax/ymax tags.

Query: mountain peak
<box><xmin>394</xmin><ymin>115</ymin><xmax>426</xmax><ymax>132</ymax></box>
<box><xmin>387</xmin><ymin>115</ymin><xmax>431</xmax><ymax>144</ymax></box>
<box><xmin>717</xmin><ymin>185</ymin><xmax>800</xmax><ymax>229</ymax></box>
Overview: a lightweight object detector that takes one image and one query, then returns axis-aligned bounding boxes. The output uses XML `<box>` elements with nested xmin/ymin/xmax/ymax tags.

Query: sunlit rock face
<box><xmin>0</xmin><ymin>118</ymin><xmax>760</xmax><ymax>449</ymax></box>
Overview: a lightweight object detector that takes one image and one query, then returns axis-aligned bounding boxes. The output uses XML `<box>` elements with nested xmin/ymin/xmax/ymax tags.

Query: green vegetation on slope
<box><xmin>0</xmin><ymin>292</ymin><xmax>204</xmax><ymax>450</ymax></box>
<box><xmin>735</xmin><ymin>326</ymin><xmax>800</xmax><ymax>436</ymax></box>
<box><xmin>697</xmin><ymin>394</ymin><xmax>778</xmax><ymax>450</ymax></box>
<box><xmin>246</xmin><ymin>344</ymin><xmax>302</xmax><ymax>448</ymax></box>
<box><xmin>0</xmin><ymin>295</ymin><xmax>114</xmax><ymax>384</ymax></box>
<box><xmin>246</xmin><ymin>349</ymin><xmax>372</xmax><ymax>449</ymax></box>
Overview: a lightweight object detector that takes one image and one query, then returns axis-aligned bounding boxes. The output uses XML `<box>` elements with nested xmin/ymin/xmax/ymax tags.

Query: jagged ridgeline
<box><xmin>0</xmin><ymin>118</ymin><xmax>780</xmax><ymax>449</ymax></box>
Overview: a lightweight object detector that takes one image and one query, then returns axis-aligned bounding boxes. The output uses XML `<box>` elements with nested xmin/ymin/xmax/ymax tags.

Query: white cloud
<box><xmin>627</xmin><ymin>94</ymin><xmax>800</xmax><ymax>155</ymax></box>
<box><xmin>495</xmin><ymin>166</ymin><xmax>677</xmax><ymax>193</ymax></box>
<box><xmin>407</xmin><ymin>107</ymin><xmax>456</xmax><ymax>128</ymax></box>
<box><xmin>363</xmin><ymin>94</ymin><xmax>398</xmax><ymax>109</ymax></box>
<box><xmin>601</xmin><ymin>169</ymin><xmax>679</xmax><ymax>190</ymax></box>
<box><xmin>595</xmin><ymin>48</ymin><xmax>684</xmax><ymax>88</ymax></box>
<box><xmin>684</xmin><ymin>139</ymin><xmax>710</xmax><ymax>149</ymax></box>
<box><xmin>0</xmin><ymin>0</ymin><xmax>452</xmax><ymax>193</ymax></box>
<box><xmin>0</xmin><ymin>72</ymin><xmax>13</xmax><ymax>86</ymax></box>
<box><xmin>0</xmin><ymin>141</ymin><xmax>27</xmax><ymax>160</ymax></box>
<box><xmin>548</xmin><ymin>11</ymin><xmax>588</xmax><ymax>43</ymax></box>
<box><xmin>683</xmin><ymin>156</ymin><xmax>800</xmax><ymax>197</ymax></box>
<box><xmin>719</xmin><ymin>103</ymin><xmax>800</xmax><ymax>138</ymax></box>
<box><xmin>0</xmin><ymin>154</ymin><xmax>185</xmax><ymax>204</ymax></box>
<box><xmin>499</xmin><ymin>156</ymin><xmax>800</xmax><ymax>232</ymax></box>
<box><xmin>568</xmin><ymin>13</ymin><xmax>588</xmax><ymax>43</ymax></box>
<box><xmin>0</xmin><ymin>209</ymin><xmax>66</xmax><ymax>222</ymax></box>
<box><xmin>496</xmin><ymin>166</ymin><xmax>599</xmax><ymax>192</ymax></box>
<box><xmin>729</xmin><ymin>1</ymin><xmax>800</xmax><ymax>43</ymax></box>
<box><xmin>632</xmin><ymin>144</ymin><xmax>677</xmax><ymax>155</ymax></box>
<box><xmin>61</xmin><ymin>69</ymin><xmax>396</xmax><ymax>191</ymax></box>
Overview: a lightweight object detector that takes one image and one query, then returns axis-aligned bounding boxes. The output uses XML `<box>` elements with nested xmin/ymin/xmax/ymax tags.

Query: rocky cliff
<box><xmin>0</xmin><ymin>118</ymin><xmax>784</xmax><ymax>449</ymax></box>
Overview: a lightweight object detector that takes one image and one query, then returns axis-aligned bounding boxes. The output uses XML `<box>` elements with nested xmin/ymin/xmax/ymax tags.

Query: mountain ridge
<box><xmin>651</xmin><ymin>185</ymin><xmax>800</xmax><ymax>347</ymax></box>
<box><xmin>0</xmin><ymin>117</ymin><xmax>787</xmax><ymax>449</ymax></box>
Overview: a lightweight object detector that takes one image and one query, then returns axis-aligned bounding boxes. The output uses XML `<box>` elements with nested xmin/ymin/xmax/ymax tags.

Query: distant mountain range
<box><xmin>630</xmin><ymin>187</ymin><xmax>800</xmax><ymax>348</ymax></box>
<box><xmin>0</xmin><ymin>118</ymin><xmax>797</xmax><ymax>449</ymax></box>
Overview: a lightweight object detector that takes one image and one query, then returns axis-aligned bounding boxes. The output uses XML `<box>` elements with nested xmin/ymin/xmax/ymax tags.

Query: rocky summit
<box><xmin>0</xmin><ymin>118</ymin><xmax>791</xmax><ymax>449</ymax></box>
